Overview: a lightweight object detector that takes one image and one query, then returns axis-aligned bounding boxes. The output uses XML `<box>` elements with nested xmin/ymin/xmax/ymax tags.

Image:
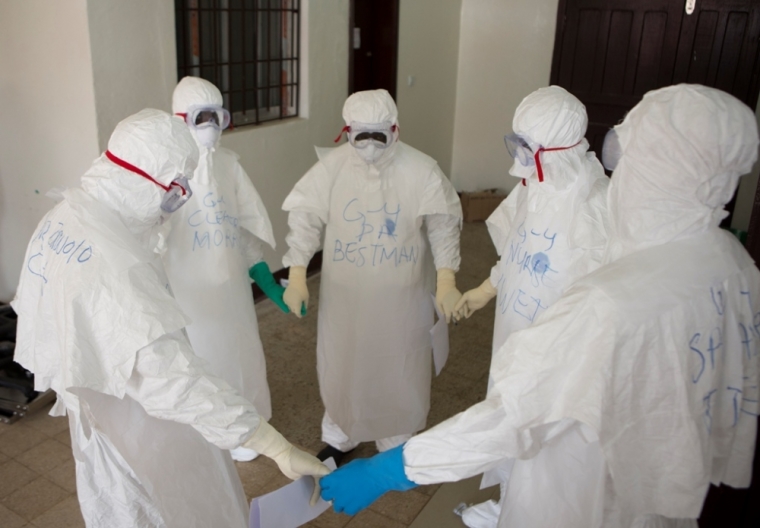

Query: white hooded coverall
<box><xmin>401</xmin><ymin>85</ymin><xmax>760</xmax><ymax>528</ymax></box>
<box><xmin>465</xmin><ymin>86</ymin><xmax>609</xmax><ymax>526</ymax></box>
<box><xmin>12</xmin><ymin>110</ymin><xmax>258</xmax><ymax>528</ymax></box>
<box><xmin>282</xmin><ymin>90</ymin><xmax>462</xmax><ymax>451</ymax></box>
<box><xmin>164</xmin><ymin>76</ymin><xmax>275</xmax><ymax>419</ymax></box>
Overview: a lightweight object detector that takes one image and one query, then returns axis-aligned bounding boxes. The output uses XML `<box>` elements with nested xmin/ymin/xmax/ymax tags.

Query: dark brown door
<box><xmin>551</xmin><ymin>2</ymin><xmax>760</xmax><ymax>526</ymax></box>
<box><xmin>348</xmin><ymin>0</ymin><xmax>400</xmax><ymax>99</ymax></box>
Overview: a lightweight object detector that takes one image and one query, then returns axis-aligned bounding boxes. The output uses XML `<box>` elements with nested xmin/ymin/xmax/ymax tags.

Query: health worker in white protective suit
<box><xmin>454</xmin><ymin>85</ymin><xmax>609</xmax><ymax>528</ymax></box>
<box><xmin>11</xmin><ymin>109</ymin><xmax>330</xmax><ymax>528</ymax></box>
<box><xmin>320</xmin><ymin>84</ymin><xmax>760</xmax><ymax>528</ymax></box>
<box><xmin>281</xmin><ymin>89</ymin><xmax>463</xmax><ymax>462</ymax></box>
<box><xmin>165</xmin><ymin>76</ymin><xmax>284</xmax><ymax>462</ymax></box>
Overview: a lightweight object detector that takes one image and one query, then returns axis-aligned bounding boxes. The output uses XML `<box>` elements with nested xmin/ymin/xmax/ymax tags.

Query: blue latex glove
<box><xmin>319</xmin><ymin>444</ymin><xmax>417</xmax><ymax>515</ymax></box>
<box><xmin>248</xmin><ymin>262</ymin><xmax>289</xmax><ymax>313</ymax></box>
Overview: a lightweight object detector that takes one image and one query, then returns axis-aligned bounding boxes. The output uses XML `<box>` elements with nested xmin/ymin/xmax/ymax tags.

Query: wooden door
<box><xmin>550</xmin><ymin>0</ymin><xmax>760</xmax><ymax>225</ymax></box>
<box><xmin>551</xmin><ymin>2</ymin><xmax>760</xmax><ymax>526</ymax></box>
<box><xmin>348</xmin><ymin>0</ymin><xmax>400</xmax><ymax>99</ymax></box>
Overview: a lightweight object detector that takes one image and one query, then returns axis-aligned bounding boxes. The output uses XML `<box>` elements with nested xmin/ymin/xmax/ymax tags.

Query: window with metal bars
<box><xmin>175</xmin><ymin>0</ymin><xmax>300</xmax><ymax>127</ymax></box>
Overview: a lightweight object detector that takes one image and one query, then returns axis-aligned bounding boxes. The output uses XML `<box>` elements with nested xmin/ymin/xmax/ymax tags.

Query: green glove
<box><xmin>249</xmin><ymin>262</ymin><xmax>290</xmax><ymax>314</ymax></box>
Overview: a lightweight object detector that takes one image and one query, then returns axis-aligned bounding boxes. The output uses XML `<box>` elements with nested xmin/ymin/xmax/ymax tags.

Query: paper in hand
<box><xmin>249</xmin><ymin>458</ymin><xmax>337</xmax><ymax>528</ymax></box>
<box><xmin>430</xmin><ymin>294</ymin><xmax>450</xmax><ymax>376</ymax></box>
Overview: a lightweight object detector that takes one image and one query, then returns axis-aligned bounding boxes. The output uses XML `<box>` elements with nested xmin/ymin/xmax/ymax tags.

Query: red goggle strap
<box><xmin>334</xmin><ymin>126</ymin><xmax>350</xmax><ymax>143</ymax></box>
<box><xmin>105</xmin><ymin>150</ymin><xmax>174</xmax><ymax>193</ymax></box>
<box><xmin>533</xmin><ymin>140</ymin><xmax>582</xmax><ymax>183</ymax></box>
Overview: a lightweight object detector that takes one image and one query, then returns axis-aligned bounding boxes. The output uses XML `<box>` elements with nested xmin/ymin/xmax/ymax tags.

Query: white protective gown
<box><xmin>283</xmin><ymin>140</ymin><xmax>462</xmax><ymax>444</ymax></box>
<box><xmin>401</xmin><ymin>85</ymin><xmax>760</xmax><ymax>528</ymax></box>
<box><xmin>467</xmin><ymin>87</ymin><xmax>609</xmax><ymax>525</ymax></box>
<box><xmin>486</xmin><ymin>87</ymin><xmax>608</xmax><ymax>357</ymax></box>
<box><xmin>163</xmin><ymin>145</ymin><xmax>275</xmax><ymax>417</ymax></box>
<box><xmin>12</xmin><ymin>110</ymin><xmax>256</xmax><ymax>528</ymax></box>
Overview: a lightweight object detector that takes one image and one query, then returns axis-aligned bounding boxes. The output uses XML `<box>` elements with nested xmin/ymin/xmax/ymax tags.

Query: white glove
<box><xmin>244</xmin><ymin>420</ymin><xmax>331</xmax><ymax>505</ymax></box>
<box><xmin>283</xmin><ymin>265</ymin><xmax>308</xmax><ymax>318</ymax></box>
<box><xmin>435</xmin><ymin>268</ymin><xmax>462</xmax><ymax>324</ymax></box>
<box><xmin>454</xmin><ymin>278</ymin><xmax>497</xmax><ymax>320</ymax></box>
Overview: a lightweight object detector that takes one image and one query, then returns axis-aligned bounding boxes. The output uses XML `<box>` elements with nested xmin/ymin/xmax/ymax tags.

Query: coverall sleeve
<box><xmin>402</xmin><ymin>395</ymin><xmax>523</xmax><ymax>485</ymax></box>
<box><xmin>125</xmin><ymin>330</ymin><xmax>261</xmax><ymax>450</ymax></box>
<box><xmin>240</xmin><ymin>229</ymin><xmax>265</xmax><ymax>268</ymax></box>
<box><xmin>282</xmin><ymin>211</ymin><xmax>324</xmax><ymax>268</ymax></box>
<box><xmin>425</xmin><ymin>214</ymin><xmax>462</xmax><ymax>271</ymax></box>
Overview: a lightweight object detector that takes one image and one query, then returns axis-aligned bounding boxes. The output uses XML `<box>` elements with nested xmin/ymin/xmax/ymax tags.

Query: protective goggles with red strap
<box><xmin>504</xmin><ymin>133</ymin><xmax>581</xmax><ymax>183</ymax></box>
<box><xmin>334</xmin><ymin>121</ymin><xmax>398</xmax><ymax>149</ymax></box>
<box><xmin>105</xmin><ymin>150</ymin><xmax>193</xmax><ymax>213</ymax></box>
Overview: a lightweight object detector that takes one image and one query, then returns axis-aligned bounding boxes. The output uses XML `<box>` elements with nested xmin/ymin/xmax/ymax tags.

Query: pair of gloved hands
<box><xmin>248</xmin><ymin>261</ymin><xmax>306</xmax><ymax>316</ymax></box>
<box><xmin>279</xmin><ymin>266</ymin><xmax>467</xmax><ymax>324</ymax></box>
<box><xmin>245</xmin><ymin>426</ymin><xmax>414</xmax><ymax>514</ymax></box>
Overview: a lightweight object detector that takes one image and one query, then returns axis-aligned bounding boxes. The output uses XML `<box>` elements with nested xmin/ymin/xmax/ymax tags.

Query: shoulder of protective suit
<box><xmin>215</xmin><ymin>146</ymin><xmax>241</xmax><ymax>161</ymax></box>
<box><xmin>576</xmin><ymin>229</ymin><xmax>755</xmax><ymax>326</ymax></box>
<box><xmin>393</xmin><ymin>141</ymin><xmax>438</xmax><ymax>175</ymax></box>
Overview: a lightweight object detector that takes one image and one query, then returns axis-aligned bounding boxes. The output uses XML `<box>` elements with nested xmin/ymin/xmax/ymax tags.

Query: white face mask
<box><xmin>509</xmin><ymin>160</ymin><xmax>535</xmax><ymax>180</ymax></box>
<box><xmin>356</xmin><ymin>144</ymin><xmax>384</xmax><ymax>164</ymax></box>
<box><xmin>194</xmin><ymin>125</ymin><xmax>221</xmax><ymax>149</ymax></box>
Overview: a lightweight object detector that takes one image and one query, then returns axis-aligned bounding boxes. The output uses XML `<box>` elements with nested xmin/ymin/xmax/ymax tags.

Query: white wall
<box><xmin>395</xmin><ymin>0</ymin><xmax>462</xmax><ymax>177</ymax></box>
<box><xmin>450</xmin><ymin>0</ymin><xmax>557</xmax><ymax>192</ymax></box>
<box><xmin>0</xmin><ymin>0</ymin><xmax>101</xmax><ymax>301</ymax></box>
<box><xmin>221</xmin><ymin>0</ymin><xmax>349</xmax><ymax>269</ymax></box>
<box><xmin>87</xmin><ymin>0</ymin><xmax>179</xmax><ymax>151</ymax></box>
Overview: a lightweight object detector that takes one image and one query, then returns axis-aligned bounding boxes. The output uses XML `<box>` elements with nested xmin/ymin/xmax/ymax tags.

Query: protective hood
<box><xmin>510</xmin><ymin>86</ymin><xmax>589</xmax><ymax>190</ymax></box>
<box><xmin>81</xmin><ymin>109</ymin><xmax>198</xmax><ymax>241</ymax></box>
<box><xmin>342</xmin><ymin>89</ymin><xmax>399</xmax><ymax>168</ymax></box>
<box><xmin>173</xmin><ymin>76</ymin><xmax>225</xmax><ymax>151</ymax></box>
<box><xmin>605</xmin><ymin>84</ymin><xmax>759</xmax><ymax>262</ymax></box>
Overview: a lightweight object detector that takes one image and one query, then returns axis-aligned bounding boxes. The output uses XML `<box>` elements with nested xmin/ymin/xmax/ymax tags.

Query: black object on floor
<box><xmin>317</xmin><ymin>445</ymin><xmax>355</xmax><ymax>467</ymax></box>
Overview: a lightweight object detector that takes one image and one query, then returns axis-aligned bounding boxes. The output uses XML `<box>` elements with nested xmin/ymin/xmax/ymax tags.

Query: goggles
<box><xmin>177</xmin><ymin>104</ymin><xmax>231</xmax><ymax>131</ymax></box>
<box><xmin>105</xmin><ymin>150</ymin><xmax>193</xmax><ymax>213</ymax></box>
<box><xmin>334</xmin><ymin>121</ymin><xmax>398</xmax><ymax>149</ymax></box>
<box><xmin>504</xmin><ymin>133</ymin><xmax>581</xmax><ymax>185</ymax></box>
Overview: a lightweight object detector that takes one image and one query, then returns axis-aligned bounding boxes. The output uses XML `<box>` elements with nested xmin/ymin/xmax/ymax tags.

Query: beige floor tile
<box><xmin>0</xmin><ymin>503</ymin><xmax>27</xmax><ymax>528</ymax></box>
<box><xmin>0</xmin><ymin>424</ymin><xmax>48</xmax><ymax>458</ymax></box>
<box><xmin>53</xmin><ymin>430</ymin><xmax>71</xmax><ymax>447</ymax></box>
<box><xmin>0</xmin><ymin>477</ymin><xmax>69</xmax><ymax>521</ymax></box>
<box><xmin>29</xmin><ymin>495</ymin><xmax>84</xmax><ymax>528</ymax></box>
<box><xmin>311</xmin><ymin>507</ymin><xmax>353</xmax><ymax>528</ymax></box>
<box><xmin>0</xmin><ymin>451</ymin><xmax>8</xmax><ymax>464</ymax></box>
<box><xmin>235</xmin><ymin>458</ymin><xmax>281</xmax><ymax>500</ymax></box>
<box><xmin>368</xmin><ymin>489</ymin><xmax>431</xmax><ymax>524</ymax></box>
<box><xmin>416</xmin><ymin>484</ymin><xmax>441</xmax><ymax>497</ymax></box>
<box><xmin>409</xmin><ymin>476</ymin><xmax>498</xmax><ymax>528</ymax></box>
<box><xmin>45</xmin><ymin>459</ymin><xmax>77</xmax><ymax>494</ymax></box>
<box><xmin>15</xmin><ymin>439</ymin><xmax>72</xmax><ymax>475</ymax></box>
<box><xmin>0</xmin><ymin>460</ymin><xmax>38</xmax><ymax>498</ymax></box>
<box><xmin>344</xmin><ymin>509</ymin><xmax>406</xmax><ymax>528</ymax></box>
<box><xmin>21</xmin><ymin>408</ymin><xmax>69</xmax><ymax>438</ymax></box>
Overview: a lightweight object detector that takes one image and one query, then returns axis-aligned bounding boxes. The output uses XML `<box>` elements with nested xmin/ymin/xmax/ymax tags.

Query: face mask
<box><xmin>509</xmin><ymin>160</ymin><xmax>535</xmax><ymax>180</ymax></box>
<box><xmin>356</xmin><ymin>144</ymin><xmax>385</xmax><ymax>164</ymax></box>
<box><xmin>194</xmin><ymin>125</ymin><xmax>222</xmax><ymax>149</ymax></box>
<box><xmin>602</xmin><ymin>128</ymin><xmax>622</xmax><ymax>172</ymax></box>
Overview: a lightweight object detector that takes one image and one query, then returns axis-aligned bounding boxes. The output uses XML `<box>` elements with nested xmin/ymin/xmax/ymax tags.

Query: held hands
<box><xmin>435</xmin><ymin>268</ymin><xmax>463</xmax><ymax>324</ymax></box>
<box><xmin>283</xmin><ymin>266</ymin><xmax>309</xmax><ymax>317</ymax></box>
<box><xmin>453</xmin><ymin>278</ymin><xmax>497</xmax><ymax>320</ymax></box>
<box><xmin>243</xmin><ymin>420</ymin><xmax>331</xmax><ymax>505</ymax></box>
<box><xmin>320</xmin><ymin>445</ymin><xmax>417</xmax><ymax>516</ymax></box>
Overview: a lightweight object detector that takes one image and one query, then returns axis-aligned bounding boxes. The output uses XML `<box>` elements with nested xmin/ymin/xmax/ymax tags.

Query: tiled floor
<box><xmin>0</xmin><ymin>222</ymin><xmax>498</xmax><ymax>527</ymax></box>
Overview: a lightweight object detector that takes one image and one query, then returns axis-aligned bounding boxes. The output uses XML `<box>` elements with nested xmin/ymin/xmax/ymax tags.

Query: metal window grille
<box><xmin>175</xmin><ymin>0</ymin><xmax>300</xmax><ymax>127</ymax></box>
